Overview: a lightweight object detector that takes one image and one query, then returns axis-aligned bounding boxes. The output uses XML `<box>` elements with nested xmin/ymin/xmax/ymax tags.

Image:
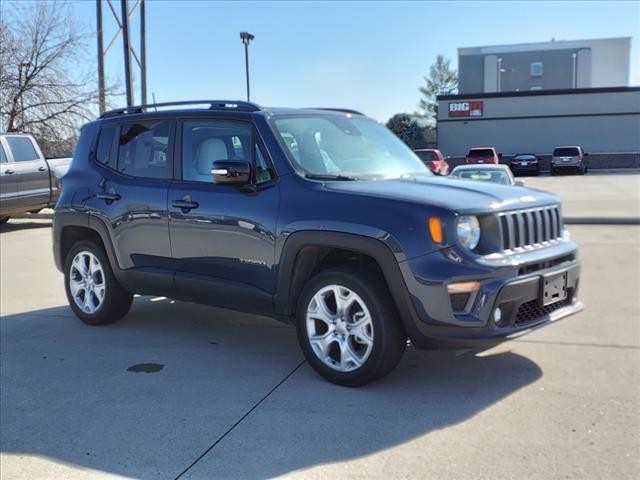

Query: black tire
<box><xmin>550</xmin><ymin>168</ymin><xmax>556</xmax><ymax>176</ymax></box>
<box><xmin>296</xmin><ymin>267</ymin><xmax>407</xmax><ymax>386</ymax></box>
<box><xmin>64</xmin><ymin>240</ymin><xmax>133</xmax><ymax>325</ymax></box>
<box><xmin>0</xmin><ymin>217</ymin><xmax>9</xmax><ymax>225</ymax></box>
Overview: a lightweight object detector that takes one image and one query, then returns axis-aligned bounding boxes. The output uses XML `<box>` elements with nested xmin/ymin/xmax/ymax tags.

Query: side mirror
<box><xmin>515</xmin><ymin>179</ymin><xmax>525</xmax><ymax>187</ymax></box>
<box><xmin>212</xmin><ymin>160</ymin><xmax>251</xmax><ymax>186</ymax></box>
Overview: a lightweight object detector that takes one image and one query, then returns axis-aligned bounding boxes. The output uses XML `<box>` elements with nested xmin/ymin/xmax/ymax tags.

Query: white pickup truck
<box><xmin>0</xmin><ymin>133</ymin><xmax>72</xmax><ymax>224</ymax></box>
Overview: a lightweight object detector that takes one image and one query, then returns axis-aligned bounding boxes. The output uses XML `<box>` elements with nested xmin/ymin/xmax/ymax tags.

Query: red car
<box><xmin>413</xmin><ymin>148</ymin><xmax>449</xmax><ymax>175</ymax></box>
<box><xmin>466</xmin><ymin>147</ymin><xmax>501</xmax><ymax>164</ymax></box>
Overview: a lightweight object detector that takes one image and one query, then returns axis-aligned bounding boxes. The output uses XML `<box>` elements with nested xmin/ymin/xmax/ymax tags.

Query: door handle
<box><xmin>172</xmin><ymin>197</ymin><xmax>199</xmax><ymax>211</ymax></box>
<box><xmin>4</xmin><ymin>169</ymin><xmax>14</xmax><ymax>175</ymax></box>
<box><xmin>38</xmin><ymin>166</ymin><xmax>47</xmax><ymax>172</ymax></box>
<box><xmin>96</xmin><ymin>192</ymin><xmax>121</xmax><ymax>202</ymax></box>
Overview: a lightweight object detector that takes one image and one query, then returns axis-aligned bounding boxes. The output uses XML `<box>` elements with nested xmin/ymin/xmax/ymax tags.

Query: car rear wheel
<box><xmin>296</xmin><ymin>267</ymin><xmax>407</xmax><ymax>386</ymax></box>
<box><xmin>64</xmin><ymin>240</ymin><xmax>133</xmax><ymax>325</ymax></box>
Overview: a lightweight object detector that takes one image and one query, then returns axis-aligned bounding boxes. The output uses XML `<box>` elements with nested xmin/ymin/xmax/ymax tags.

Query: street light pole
<box><xmin>240</xmin><ymin>32</ymin><xmax>255</xmax><ymax>101</ymax></box>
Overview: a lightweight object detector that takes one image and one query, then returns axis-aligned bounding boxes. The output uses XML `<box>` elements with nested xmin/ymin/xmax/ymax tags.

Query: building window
<box><xmin>531</xmin><ymin>62</ymin><xmax>543</xmax><ymax>77</ymax></box>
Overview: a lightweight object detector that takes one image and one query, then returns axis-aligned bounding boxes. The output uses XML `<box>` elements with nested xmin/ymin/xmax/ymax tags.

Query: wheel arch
<box><xmin>275</xmin><ymin>231</ymin><xmax>421</xmax><ymax>339</ymax></box>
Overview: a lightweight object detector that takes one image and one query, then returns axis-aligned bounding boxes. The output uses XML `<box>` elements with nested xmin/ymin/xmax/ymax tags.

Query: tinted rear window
<box><xmin>95</xmin><ymin>126</ymin><xmax>116</xmax><ymax>166</ymax></box>
<box><xmin>415</xmin><ymin>151</ymin><xmax>437</xmax><ymax>162</ymax></box>
<box><xmin>6</xmin><ymin>136</ymin><xmax>39</xmax><ymax>162</ymax></box>
<box><xmin>553</xmin><ymin>147</ymin><xmax>580</xmax><ymax>157</ymax></box>
<box><xmin>514</xmin><ymin>154</ymin><xmax>536</xmax><ymax>160</ymax></box>
<box><xmin>117</xmin><ymin>122</ymin><xmax>171</xmax><ymax>179</ymax></box>
<box><xmin>468</xmin><ymin>149</ymin><xmax>494</xmax><ymax>157</ymax></box>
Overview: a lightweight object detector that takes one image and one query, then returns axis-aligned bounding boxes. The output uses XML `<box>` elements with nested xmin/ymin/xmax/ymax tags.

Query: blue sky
<box><xmin>13</xmin><ymin>1</ymin><xmax>640</xmax><ymax>121</ymax></box>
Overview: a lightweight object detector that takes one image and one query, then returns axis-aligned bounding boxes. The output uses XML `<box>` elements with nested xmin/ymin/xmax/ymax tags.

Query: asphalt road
<box><xmin>1</xmin><ymin>176</ymin><xmax>639</xmax><ymax>479</ymax></box>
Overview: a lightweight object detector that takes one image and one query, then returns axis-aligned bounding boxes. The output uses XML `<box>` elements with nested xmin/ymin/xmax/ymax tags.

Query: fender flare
<box><xmin>274</xmin><ymin>230</ymin><xmax>423</xmax><ymax>340</ymax></box>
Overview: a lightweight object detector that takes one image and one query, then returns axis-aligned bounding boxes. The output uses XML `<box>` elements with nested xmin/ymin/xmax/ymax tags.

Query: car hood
<box><xmin>323</xmin><ymin>174</ymin><xmax>560</xmax><ymax>214</ymax></box>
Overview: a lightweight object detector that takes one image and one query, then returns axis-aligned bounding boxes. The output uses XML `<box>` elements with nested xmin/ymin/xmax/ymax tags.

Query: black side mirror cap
<box><xmin>212</xmin><ymin>160</ymin><xmax>251</xmax><ymax>186</ymax></box>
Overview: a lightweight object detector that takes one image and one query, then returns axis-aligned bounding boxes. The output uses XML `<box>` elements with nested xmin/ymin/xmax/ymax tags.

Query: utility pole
<box><xmin>96</xmin><ymin>0</ymin><xmax>147</xmax><ymax>113</ymax></box>
<box><xmin>240</xmin><ymin>32</ymin><xmax>255</xmax><ymax>101</ymax></box>
<box><xmin>121</xmin><ymin>0</ymin><xmax>133</xmax><ymax>107</ymax></box>
<box><xmin>96</xmin><ymin>0</ymin><xmax>106</xmax><ymax>113</ymax></box>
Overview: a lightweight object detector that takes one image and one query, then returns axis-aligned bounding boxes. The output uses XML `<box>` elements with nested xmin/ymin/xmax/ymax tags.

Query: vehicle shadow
<box><xmin>0</xmin><ymin>298</ymin><xmax>542</xmax><ymax>479</ymax></box>
<box><xmin>0</xmin><ymin>220</ymin><xmax>52</xmax><ymax>233</ymax></box>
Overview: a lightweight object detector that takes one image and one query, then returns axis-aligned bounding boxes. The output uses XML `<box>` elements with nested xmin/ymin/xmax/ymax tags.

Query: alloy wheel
<box><xmin>69</xmin><ymin>251</ymin><xmax>106</xmax><ymax>314</ymax></box>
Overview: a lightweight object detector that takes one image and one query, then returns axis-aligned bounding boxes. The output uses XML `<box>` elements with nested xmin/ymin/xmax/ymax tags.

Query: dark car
<box><xmin>52</xmin><ymin>100</ymin><xmax>583</xmax><ymax>386</ymax></box>
<box><xmin>413</xmin><ymin>148</ymin><xmax>449</xmax><ymax>176</ymax></box>
<box><xmin>551</xmin><ymin>146</ymin><xmax>589</xmax><ymax>175</ymax></box>
<box><xmin>510</xmin><ymin>153</ymin><xmax>540</xmax><ymax>176</ymax></box>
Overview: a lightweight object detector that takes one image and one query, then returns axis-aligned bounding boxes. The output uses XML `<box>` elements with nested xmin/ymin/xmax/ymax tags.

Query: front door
<box><xmin>3</xmin><ymin>135</ymin><xmax>51</xmax><ymax>210</ymax></box>
<box><xmin>0</xmin><ymin>141</ymin><xmax>19</xmax><ymax>216</ymax></box>
<box><xmin>168</xmin><ymin>119</ymin><xmax>279</xmax><ymax>313</ymax></box>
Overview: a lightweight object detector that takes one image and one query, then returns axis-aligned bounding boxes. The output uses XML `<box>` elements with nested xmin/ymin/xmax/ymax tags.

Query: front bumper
<box><xmin>400</xmin><ymin>241</ymin><xmax>583</xmax><ymax>349</ymax></box>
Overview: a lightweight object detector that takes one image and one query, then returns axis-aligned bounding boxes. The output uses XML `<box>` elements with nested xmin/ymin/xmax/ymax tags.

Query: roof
<box><xmin>437</xmin><ymin>86</ymin><xmax>640</xmax><ymax>101</ymax></box>
<box><xmin>458</xmin><ymin>36</ymin><xmax>631</xmax><ymax>56</ymax></box>
<box><xmin>100</xmin><ymin>100</ymin><xmax>365</xmax><ymax>120</ymax></box>
<box><xmin>451</xmin><ymin>164</ymin><xmax>510</xmax><ymax>171</ymax></box>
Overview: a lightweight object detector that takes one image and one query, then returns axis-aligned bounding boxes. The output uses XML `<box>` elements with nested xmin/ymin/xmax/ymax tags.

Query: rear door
<box><xmin>168</xmin><ymin>118</ymin><xmax>279</xmax><ymax>312</ymax></box>
<box><xmin>0</xmin><ymin>140</ymin><xmax>19</xmax><ymax>215</ymax></box>
<box><xmin>86</xmin><ymin>121</ymin><xmax>174</xmax><ymax>278</ymax></box>
<box><xmin>3</xmin><ymin>135</ymin><xmax>51</xmax><ymax>210</ymax></box>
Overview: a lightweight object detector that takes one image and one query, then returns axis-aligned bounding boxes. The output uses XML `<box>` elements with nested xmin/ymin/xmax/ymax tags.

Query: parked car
<box><xmin>466</xmin><ymin>147</ymin><xmax>501</xmax><ymax>164</ymax></box>
<box><xmin>510</xmin><ymin>153</ymin><xmax>540</xmax><ymax>176</ymax></box>
<box><xmin>413</xmin><ymin>148</ymin><xmax>449</xmax><ymax>176</ymax></box>
<box><xmin>450</xmin><ymin>164</ymin><xmax>524</xmax><ymax>186</ymax></box>
<box><xmin>53</xmin><ymin>100</ymin><xmax>583</xmax><ymax>386</ymax></box>
<box><xmin>551</xmin><ymin>146</ymin><xmax>589</xmax><ymax>175</ymax></box>
<box><xmin>0</xmin><ymin>133</ymin><xmax>71</xmax><ymax>224</ymax></box>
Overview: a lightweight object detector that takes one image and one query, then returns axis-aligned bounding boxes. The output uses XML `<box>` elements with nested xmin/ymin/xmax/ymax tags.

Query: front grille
<box><xmin>515</xmin><ymin>294</ymin><xmax>572</xmax><ymax>325</ymax></box>
<box><xmin>498</xmin><ymin>206</ymin><xmax>563</xmax><ymax>251</ymax></box>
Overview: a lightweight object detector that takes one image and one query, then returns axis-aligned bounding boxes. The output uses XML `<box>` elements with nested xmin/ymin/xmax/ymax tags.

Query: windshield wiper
<box><xmin>304</xmin><ymin>173</ymin><xmax>357</xmax><ymax>181</ymax></box>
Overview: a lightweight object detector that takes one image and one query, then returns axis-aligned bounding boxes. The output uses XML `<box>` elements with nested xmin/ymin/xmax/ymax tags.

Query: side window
<box><xmin>0</xmin><ymin>143</ymin><xmax>7</xmax><ymax>163</ymax></box>
<box><xmin>117</xmin><ymin>122</ymin><xmax>171</xmax><ymax>179</ymax></box>
<box><xmin>182</xmin><ymin>120</ymin><xmax>251</xmax><ymax>182</ymax></box>
<box><xmin>255</xmin><ymin>144</ymin><xmax>275</xmax><ymax>184</ymax></box>
<box><xmin>5</xmin><ymin>137</ymin><xmax>39</xmax><ymax>162</ymax></box>
<box><xmin>95</xmin><ymin>126</ymin><xmax>116</xmax><ymax>167</ymax></box>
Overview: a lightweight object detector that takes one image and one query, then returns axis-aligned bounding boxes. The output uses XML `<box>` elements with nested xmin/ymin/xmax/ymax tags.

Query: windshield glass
<box><xmin>273</xmin><ymin>114</ymin><xmax>430</xmax><ymax>179</ymax></box>
<box><xmin>451</xmin><ymin>168</ymin><xmax>512</xmax><ymax>185</ymax></box>
<box><xmin>553</xmin><ymin>147</ymin><xmax>580</xmax><ymax>157</ymax></box>
<box><xmin>415</xmin><ymin>150</ymin><xmax>437</xmax><ymax>162</ymax></box>
<box><xmin>468</xmin><ymin>149</ymin><xmax>495</xmax><ymax>157</ymax></box>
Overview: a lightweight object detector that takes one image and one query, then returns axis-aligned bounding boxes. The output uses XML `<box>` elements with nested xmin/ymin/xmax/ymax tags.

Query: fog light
<box><xmin>493</xmin><ymin>307</ymin><xmax>503</xmax><ymax>325</ymax></box>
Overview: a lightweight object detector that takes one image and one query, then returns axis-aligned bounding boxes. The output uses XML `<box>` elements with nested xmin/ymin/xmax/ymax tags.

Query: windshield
<box><xmin>468</xmin><ymin>149</ymin><xmax>495</xmax><ymax>157</ymax></box>
<box><xmin>273</xmin><ymin>114</ymin><xmax>430</xmax><ymax>179</ymax></box>
<box><xmin>415</xmin><ymin>150</ymin><xmax>437</xmax><ymax>162</ymax></box>
<box><xmin>451</xmin><ymin>168</ymin><xmax>512</xmax><ymax>185</ymax></box>
<box><xmin>553</xmin><ymin>147</ymin><xmax>580</xmax><ymax>157</ymax></box>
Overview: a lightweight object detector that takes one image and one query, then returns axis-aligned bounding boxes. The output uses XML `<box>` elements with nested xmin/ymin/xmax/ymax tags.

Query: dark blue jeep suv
<box><xmin>53</xmin><ymin>100</ymin><xmax>583</xmax><ymax>386</ymax></box>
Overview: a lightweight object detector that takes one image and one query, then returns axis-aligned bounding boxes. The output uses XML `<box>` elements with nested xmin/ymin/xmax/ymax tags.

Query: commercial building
<box><xmin>458</xmin><ymin>37</ymin><xmax>631</xmax><ymax>94</ymax></box>
<box><xmin>436</xmin><ymin>87</ymin><xmax>640</xmax><ymax>159</ymax></box>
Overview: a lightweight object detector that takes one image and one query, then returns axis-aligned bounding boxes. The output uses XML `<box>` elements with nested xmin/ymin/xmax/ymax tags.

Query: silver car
<box><xmin>551</xmin><ymin>146</ymin><xmax>589</xmax><ymax>175</ymax></box>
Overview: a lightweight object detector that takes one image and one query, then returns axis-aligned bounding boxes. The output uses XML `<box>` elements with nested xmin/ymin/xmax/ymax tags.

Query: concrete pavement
<box><xmin>1</xmin><ymin>192</ymin><xmax>639</xmax><ymax>479</ymax></box>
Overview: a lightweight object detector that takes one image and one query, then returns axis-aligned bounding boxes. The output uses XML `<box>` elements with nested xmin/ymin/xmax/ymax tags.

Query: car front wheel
<box><xmin>64</xmin><ymin>240</ymin><xmax>133</xmax><ymax>325</ymax></box>
<box><xmin>296</xmin><ymin>267</ymin><xmax>407</xmax><ymax>386</ymax></box>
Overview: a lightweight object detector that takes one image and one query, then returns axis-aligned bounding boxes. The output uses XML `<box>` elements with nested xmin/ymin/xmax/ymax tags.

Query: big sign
<box><xmin>448</xmin><ymin>101</ymin><xmax>483</xmax><ymax>118</ymax></box>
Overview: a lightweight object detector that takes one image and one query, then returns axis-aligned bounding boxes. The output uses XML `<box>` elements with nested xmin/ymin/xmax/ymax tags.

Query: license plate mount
<box><xmin>542</xmin><ymin>271</ymin><xmax>568</xmax><ymax>306</ymax></box>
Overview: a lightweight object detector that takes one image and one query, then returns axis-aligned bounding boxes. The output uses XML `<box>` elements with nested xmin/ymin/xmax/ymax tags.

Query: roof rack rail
<box><xmin>101</xmin><ymin>100</ymin><xmax>261</xmax><ymax>118</ymax></box>
<box><xmin>309</xmin><ymin>108</ymin><xmax>365</xmax><ymax>116</ymax></box>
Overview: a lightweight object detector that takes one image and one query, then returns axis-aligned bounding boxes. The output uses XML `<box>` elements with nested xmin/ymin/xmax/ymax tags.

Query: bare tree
<box><xmin>0</xmin><ymin>2</ymin><xmax>117</xmax><ymax>154</ymax></box>
<box><xmin>418</xmin><ymin>55</ymin><xmax>458</xmax><ymax>126</ymax></box>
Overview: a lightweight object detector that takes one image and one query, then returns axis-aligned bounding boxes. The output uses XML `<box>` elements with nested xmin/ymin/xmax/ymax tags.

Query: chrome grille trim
<box><xmin>497</xmin><ymin>205</ymin><xmax>564</xmax><ymax>252</ymax></box>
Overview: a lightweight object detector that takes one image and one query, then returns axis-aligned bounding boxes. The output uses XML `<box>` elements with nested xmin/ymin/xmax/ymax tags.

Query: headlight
<box><xmin>456</xmin><ymin>215</ymin><xmax>480</xmax><ymax>250</ymax></box>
